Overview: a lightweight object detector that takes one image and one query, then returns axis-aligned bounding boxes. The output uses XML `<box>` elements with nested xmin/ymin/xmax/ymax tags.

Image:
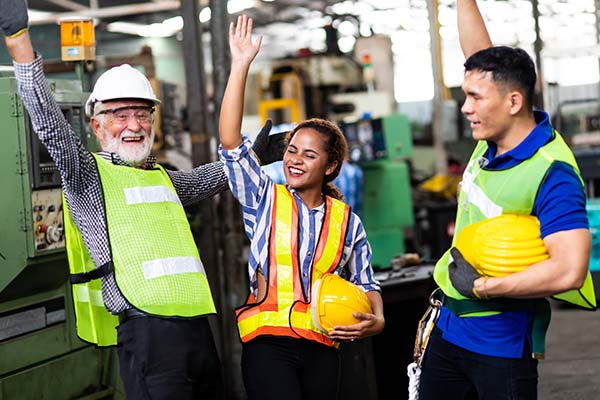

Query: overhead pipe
<box><xmin>45</xmin><ymin>0</ymin><xmax>87</xmax><ymax>11</ymax></box>
<box><xmin>29</xmin><ymin>1</ymin><xmax>181</xmax><ymax>25</ymax></box>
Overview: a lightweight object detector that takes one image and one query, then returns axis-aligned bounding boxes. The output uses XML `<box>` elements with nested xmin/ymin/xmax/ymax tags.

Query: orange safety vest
<box><xmin>235</xmin><ymin>184</ymin><xmax>351</xmax><ymax>347</ymax></box>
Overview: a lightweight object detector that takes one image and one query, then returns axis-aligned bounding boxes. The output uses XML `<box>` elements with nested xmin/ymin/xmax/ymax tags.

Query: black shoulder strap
<box><xmin>69</xmin><ymin>261</ymin><xmax>114</xmax><ymax>284</ymax></box>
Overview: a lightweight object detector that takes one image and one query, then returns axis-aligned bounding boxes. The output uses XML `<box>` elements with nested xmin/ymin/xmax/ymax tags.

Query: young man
<box><xmin>1</xmin><ymin>1</ymin><xmax>279</xmax><ymax>398</ymax></box>
<box><xmin>419</xmin><ymin>1</ymin><xmax>594</xmax><ymax>399</ymax></box>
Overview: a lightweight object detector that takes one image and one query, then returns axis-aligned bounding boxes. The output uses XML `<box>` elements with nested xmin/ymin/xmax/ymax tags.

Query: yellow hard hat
<box><xmin>455</xmin><ymin>214</ymin><xmax>549</xmax><ymax>277</ymax></box>
<box><xmin>311</xmin><ymin>273</ymin><xmax>373</xmax><ymax>333</ymax></box>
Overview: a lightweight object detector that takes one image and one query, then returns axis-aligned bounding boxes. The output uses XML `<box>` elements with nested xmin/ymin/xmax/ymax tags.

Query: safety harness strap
<box><xmin>444</xmin><ymin>295</ymin><xmax>551</xmax><ymax>359</ymax></box>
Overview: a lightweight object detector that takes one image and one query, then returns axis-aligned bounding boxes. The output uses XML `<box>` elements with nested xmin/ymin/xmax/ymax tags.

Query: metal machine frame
<box><xmin>0</xmin><ymin>74</ymin><xmax>121</xmax><ymax>399</ymax></box>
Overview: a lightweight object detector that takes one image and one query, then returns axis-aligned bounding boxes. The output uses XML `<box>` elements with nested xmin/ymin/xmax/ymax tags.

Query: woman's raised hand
<box><xmin>229</xmin><ymin>14</ymin><xmax>262</xmax><ymax>66</ymax></box>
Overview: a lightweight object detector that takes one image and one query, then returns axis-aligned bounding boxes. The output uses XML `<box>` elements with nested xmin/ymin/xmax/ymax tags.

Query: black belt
<box><xmin>118</xmin><ymin>308</ymin><xmax>149</xmax><ymax>323</ymax></box>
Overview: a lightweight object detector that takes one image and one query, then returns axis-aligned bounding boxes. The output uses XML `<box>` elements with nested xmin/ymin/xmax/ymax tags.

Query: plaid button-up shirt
<box><xmin>14</xmin><ymin>55</ymin><xmax>227</xmax><ymax>313</ymax></box>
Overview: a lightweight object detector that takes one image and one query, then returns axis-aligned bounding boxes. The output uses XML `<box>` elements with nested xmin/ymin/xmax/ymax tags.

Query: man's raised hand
<box><xmin>0</xmin><ymin>0</ymin><xmax>29</xmax><ymax>38</ymax></box>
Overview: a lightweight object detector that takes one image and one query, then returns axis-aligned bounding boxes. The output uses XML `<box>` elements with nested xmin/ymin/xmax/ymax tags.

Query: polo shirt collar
<box><xmin>485</xmin><ymin>110</ymin><xmax>552</xmax><ymax>164</ymax></box>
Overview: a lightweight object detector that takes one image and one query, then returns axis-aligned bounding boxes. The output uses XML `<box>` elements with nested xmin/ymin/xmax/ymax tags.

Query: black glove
<box><xmin>448</xmin><ymin>247</ymin><xmax>482</xmax><ymax>299</ymax></box>
<box><xmin>251</xmin><ymin>119</ymin><xmax>287</xmax><ymax>166</ymax></box>
<box><xmin>0</xmin><ymin>0</ymin><xmax>28</xmax><ymax>37</ymax></box>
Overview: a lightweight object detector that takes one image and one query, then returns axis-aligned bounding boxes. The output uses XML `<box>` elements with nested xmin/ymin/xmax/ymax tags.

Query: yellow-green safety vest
<box><xmin>63</xmin><ymin>154</ymin><xmax>216</xmax><ymax>346</ymax></box>
<box><xmin>435</xmin><ymin>131</ymin><xmax>596</xmax><ymax>310</ymax></box>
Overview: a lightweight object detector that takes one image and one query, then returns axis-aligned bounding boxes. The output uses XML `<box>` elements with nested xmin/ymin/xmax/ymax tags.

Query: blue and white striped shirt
<box><xmin>219</xmin><ymin>136</ymin><xmax>380</xmax><ymax>298</ymax></box>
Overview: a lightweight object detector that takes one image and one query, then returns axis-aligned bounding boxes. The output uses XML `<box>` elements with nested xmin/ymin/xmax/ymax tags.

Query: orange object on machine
<box><xmin>60</xmin><ymin>17</ymin><xmax>96</xmax><ymax>61</ymax></box>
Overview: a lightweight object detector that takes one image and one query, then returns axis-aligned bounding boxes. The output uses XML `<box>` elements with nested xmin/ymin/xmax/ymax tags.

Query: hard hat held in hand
<box><xmin>455</xmin><ymin>214</ymin><xmax>549</xmax><ymax>277</ymax></box>
<box><xmin>311</xmin><ymin>273</ymin><xmax>372</xmax><ymax>333</ymax></box>
<box><xmin>85</xmin><ymin>64</ymin><xmax>161</xmax><ymax>116</ymax></box>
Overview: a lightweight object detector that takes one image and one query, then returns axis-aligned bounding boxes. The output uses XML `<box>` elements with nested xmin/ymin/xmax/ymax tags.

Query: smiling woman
<box><xmin>218</xmin><ymin>15</ymin><xmax>385</xmax><ymax>400</ymax></box>
<box><xmin>282</xmin><ymin>119</ymin><xmax>347</xmax><ymax>208</ymax></box>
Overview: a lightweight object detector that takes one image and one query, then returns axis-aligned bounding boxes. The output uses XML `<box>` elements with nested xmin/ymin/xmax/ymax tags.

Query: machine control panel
<box><xmin>32</xmin><ymin>188</ymin><xmax>65</xmax><ymax>252</ymax></box>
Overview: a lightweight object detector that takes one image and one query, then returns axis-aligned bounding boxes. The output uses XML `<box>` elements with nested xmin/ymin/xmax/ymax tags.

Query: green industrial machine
<box><xmin>0</xmin><ymin>74</ymin><xmax>121</xmax><ymax>399</ymax></box>
<box><xmin>346</xmin><ymin>113</ymin><xmax>414</xmax><ymax>269</ymax></box>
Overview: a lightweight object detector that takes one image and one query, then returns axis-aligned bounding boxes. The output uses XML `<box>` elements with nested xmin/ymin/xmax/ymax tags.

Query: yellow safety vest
<box><xmin>436</xmin><ymin>132</ymin><xmax>596</xmax><ymax>310</ymax></box>
<box><xmin>236</xmin><ymin>184</ymin><xmax>350</xmax><ymax>347</ymax></box>
<box><xmin>434</xmin><ymin>132</ymin><xmax>595</xmax><ymax>357</ymax></box>
<box><xmin>63</xmin><ymin>154</ymin><xmax>216</xmax><ymax>346</ymax></box>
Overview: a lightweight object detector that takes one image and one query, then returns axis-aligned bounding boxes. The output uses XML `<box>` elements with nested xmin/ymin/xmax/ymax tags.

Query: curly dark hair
<box><xmin>285</xmin><ymin>118</ymin><xmax>348</xmax><ymax>201</ymax></box>
<box><xmin>464</xmin><ymin>45</ymin><xmax>537</xmax><ymax>110</ymax></box>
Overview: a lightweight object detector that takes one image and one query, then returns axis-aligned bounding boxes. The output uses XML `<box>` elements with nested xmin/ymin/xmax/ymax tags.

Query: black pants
<box><xmin>117</xmin><ymin>315</ymin><xmax>223</xmax><ymax>400</ymax></box>
<box><xmin>241</xmin><ymin>336</ymin><xmax>340</xmax><ymax>400</ymax></box>
<box><xmin>419</xmin><ymin>327</ymin><xmax>538</xmax><ymax>400</ymax></box>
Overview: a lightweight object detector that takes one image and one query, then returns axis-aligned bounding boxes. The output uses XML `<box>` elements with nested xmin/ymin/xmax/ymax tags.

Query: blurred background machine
<box><xmin>339</xmin><ymin>113</ymin><xmax>414</xmax><ymax>269</ymax></box>
<box><xmin>0</xmin><ymin>73</ymin><xmax>120</xmax><ymax>399</ymax></box>
<box><xmin>336</xmin><ymin>110</ymin><xmax>434</xmax><ymax>400</ymax></box>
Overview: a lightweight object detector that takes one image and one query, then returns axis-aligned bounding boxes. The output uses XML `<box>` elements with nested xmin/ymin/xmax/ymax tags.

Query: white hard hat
<box><xmin>85</xmin><ymin>64</ymin><xmax>161</xmax><ymax>117</ymax></box>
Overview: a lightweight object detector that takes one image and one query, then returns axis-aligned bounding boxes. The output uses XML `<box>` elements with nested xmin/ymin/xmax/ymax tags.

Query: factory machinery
<box><xmin>0</xmin><ymin>73</ymin><xmax>121</xmax><ymax>399</ymax></box>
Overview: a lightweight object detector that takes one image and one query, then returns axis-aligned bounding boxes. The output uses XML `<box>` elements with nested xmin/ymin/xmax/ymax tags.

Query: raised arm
<box><xmin>457</xmin><ymin>0</ymin><xmax>492</xmax><ymax>59</ymax></box>
<box><xmin>219</xmin><ymin>15</ymin><xmax>262</xmax><ymax>150</ymax></box>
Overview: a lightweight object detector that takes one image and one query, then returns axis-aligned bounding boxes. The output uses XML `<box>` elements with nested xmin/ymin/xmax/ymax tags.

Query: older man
<box><xmin>2</xmin><ymin>1</ymin><xmax>280</xmax><ymax>398</ymax></box>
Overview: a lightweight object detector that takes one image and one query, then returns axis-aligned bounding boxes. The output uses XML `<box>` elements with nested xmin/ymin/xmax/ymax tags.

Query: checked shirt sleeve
<box><xmin>13</xmin><ymin>54</ymin><xmax>130</xmax><ymax>313</ymax></box>
<box><xmin>13</xmin><ymin>54</ymin><xmax>96</xmax><ymax>195</ymax></box>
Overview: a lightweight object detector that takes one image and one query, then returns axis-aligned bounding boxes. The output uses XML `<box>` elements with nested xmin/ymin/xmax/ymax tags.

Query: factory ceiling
<box><xmin>26</xmin><ymin>0</ymin><xmax>344</xmax><ymax>27</ymax></box>
<box><xmin>24</xmin><ymin>1</ymin><xmax>600</xmax><ymax>69</ymax></box>
<box><xmin>26</xmin><ymin>0</ymin><xmax>398</xmax><ymax>59</ymax></box>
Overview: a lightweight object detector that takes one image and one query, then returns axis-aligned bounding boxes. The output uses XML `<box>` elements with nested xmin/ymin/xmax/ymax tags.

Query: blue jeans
<box><xmin>419</xmin><ymin>327</ymin><xmax>538</xmax><ymax>400</ymax></box>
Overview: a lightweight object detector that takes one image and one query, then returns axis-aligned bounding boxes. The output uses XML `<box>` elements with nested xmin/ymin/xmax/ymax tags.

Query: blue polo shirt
<box><xmin>437</xmin><ymin>110</ymin><xmax>589</xmax><ymax>358</ymax></box>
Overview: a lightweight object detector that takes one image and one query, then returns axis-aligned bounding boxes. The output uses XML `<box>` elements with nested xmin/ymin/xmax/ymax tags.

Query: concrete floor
<box><xmin>538</xmin><ymin>301</ymin><xmax>600</xmax><ymax>400</ymax></box>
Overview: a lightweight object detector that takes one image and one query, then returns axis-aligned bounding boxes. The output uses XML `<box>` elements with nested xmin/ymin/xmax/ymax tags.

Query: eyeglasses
<box><xmin>96</xmin><ymin>106</ymin><xmax>155</xmax><ymax>124</ymax></box>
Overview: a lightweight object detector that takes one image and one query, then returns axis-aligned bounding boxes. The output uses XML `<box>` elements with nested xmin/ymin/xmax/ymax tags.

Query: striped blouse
<box><xmin>219</xmin><ymin>136</ymin><xmax>380</xmax><ymax>298</ymax></box>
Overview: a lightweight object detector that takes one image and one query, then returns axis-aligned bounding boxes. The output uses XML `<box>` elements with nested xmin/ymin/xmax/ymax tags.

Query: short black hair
<box><xmin>464</xmin><ymin>46</ymin><xmax>536</xmax><ymax>110</ymax></box>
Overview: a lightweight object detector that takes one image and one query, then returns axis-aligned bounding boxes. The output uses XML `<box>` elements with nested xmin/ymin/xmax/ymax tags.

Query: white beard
<box><xmin>102</xmin><ymin>127</ymin><xmax>155</xmax><ymax>166</ymax></box>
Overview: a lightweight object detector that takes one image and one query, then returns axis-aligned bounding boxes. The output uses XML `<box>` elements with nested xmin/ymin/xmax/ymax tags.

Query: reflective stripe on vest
<box><xmin>235</xmin><ymin>184</ymin><xmax>351</xmax><ymax>347</ymax></box>
<box><xmin>435</xmin><ymin>132</ymin><xmax>596</xmax><ymax>310</ymax></box>
<box><xmin>124</xmin><ymin>185</ymin><xmax>182</xmax><ymax>206</ymax></box>
<box><xmin>63</xmin><ymin>154</ymin><xmax>217</xmax><ymax>346</ymax></box>
<box><xmin>142</xmin><ymin>256</ymin><xmax>206</xmax><ymax>279</ymax></box>
<box><xmin>75</xmin><ymin>286</ymin><xmax>104</xmax><ymax>307</ymax></box>
<box><xmin>460</xmin><ymin>158</ymin><xmax>502</xmax><ymax>219</ymax></box>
